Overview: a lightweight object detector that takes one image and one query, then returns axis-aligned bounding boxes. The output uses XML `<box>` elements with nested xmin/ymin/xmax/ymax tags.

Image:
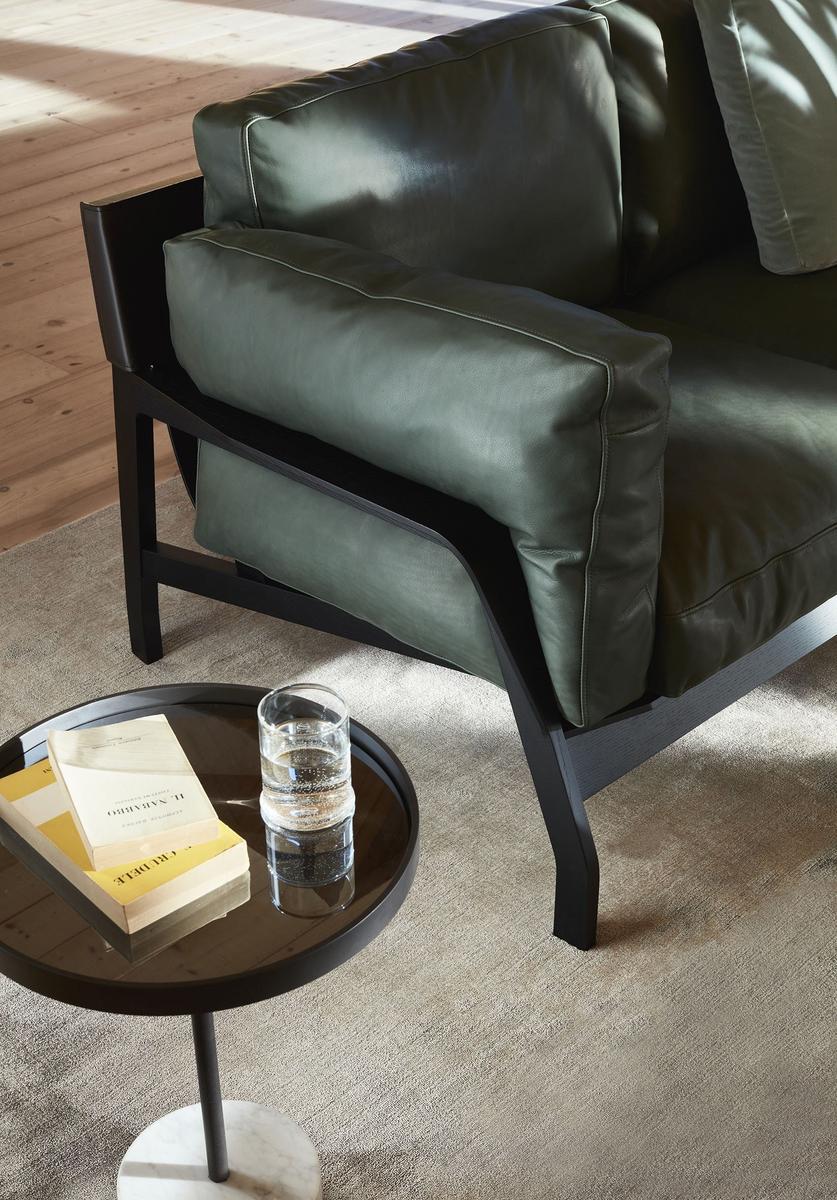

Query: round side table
<box><xmin>0</xmin><ymin>684</ymin><xmax>419</xmax><ymax>1199</ymax></box>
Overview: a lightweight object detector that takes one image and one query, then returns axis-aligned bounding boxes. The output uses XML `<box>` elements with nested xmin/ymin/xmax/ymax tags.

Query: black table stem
<box><xmin>191</xmin><ymin>1011</ymin><xmax>230</xmax><ymax>1182</ymax></box>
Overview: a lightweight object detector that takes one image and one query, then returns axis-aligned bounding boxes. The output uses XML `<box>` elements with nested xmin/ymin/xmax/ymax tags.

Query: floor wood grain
<box><xmin>0</xmin><ymin>0</ymin><xmax>535</xmax><ymax>551</ymax></box>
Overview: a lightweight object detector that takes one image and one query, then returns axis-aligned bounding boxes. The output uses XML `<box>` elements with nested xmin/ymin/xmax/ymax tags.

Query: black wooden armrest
<box><xmin>81</xmin><ymin>176</ymin><xmax>203</xmax><ymax>373</ymax></box>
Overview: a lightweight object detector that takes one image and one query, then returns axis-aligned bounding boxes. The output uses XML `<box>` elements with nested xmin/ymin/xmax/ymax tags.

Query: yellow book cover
<box><xmin>0</xmin><ymin>759</ymin><xmax>249</xmax><ymax>932</ymax></box>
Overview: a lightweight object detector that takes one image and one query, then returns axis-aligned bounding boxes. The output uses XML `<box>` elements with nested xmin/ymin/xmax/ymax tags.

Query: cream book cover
<box><xmin>0</xmin><ymin>758</ymin><xmax>249</xmax><ymax>933</ymax></box>
<box><xmin>47</xmin><ymin>714</ymin><xmax>219</xmax><ymax>869</ymax></box>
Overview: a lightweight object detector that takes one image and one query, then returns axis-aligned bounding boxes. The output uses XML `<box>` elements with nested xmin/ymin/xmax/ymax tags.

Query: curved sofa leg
<box><xmin>545</xmin><ymin>728</ymin><xmax>599</xmax><ymax>949</ymax></box>
<box><xmin>509</xmin><ymin>694</ymin><xmax>600</xmax><ymax>949</ymax></box>
<box><xmin>475</xmin><ymin>567</ymin><xmax>601</xmax><ymax>948</ymax></box>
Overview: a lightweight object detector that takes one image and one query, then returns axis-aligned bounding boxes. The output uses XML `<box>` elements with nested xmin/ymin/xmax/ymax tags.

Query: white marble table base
<box><xmin>117</xmin><ymin>1101</ymin><xmax>322</xmax><ymax>1199</ymax></box>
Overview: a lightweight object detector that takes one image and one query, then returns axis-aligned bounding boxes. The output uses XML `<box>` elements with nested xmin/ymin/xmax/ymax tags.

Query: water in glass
<box><xmin>258</xmin><ymin>686</ymin><xmax>354</xmax><ymax>832</ymax></box>
<box><xmin>265</xmin><ymin>817</ymin><xmax>355</xmax><ymax>916</ymax></box>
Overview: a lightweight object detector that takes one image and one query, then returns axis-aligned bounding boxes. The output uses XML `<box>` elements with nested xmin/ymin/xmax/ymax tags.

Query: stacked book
<box><xmin>0</xmin><ymin>714</ymin><xmax>250</xmax><ymax>960</ymax></box>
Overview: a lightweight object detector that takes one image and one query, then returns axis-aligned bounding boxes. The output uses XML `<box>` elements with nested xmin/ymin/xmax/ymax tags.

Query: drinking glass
<box><xmin>257</xmin><ymin>683</ymin><xmax>355</xmax><ymax>832</ymax></box>
<box><xmin>265</xmin><ymin>817</ymin><xmax>355</xmax><ymax>916</ymax></box>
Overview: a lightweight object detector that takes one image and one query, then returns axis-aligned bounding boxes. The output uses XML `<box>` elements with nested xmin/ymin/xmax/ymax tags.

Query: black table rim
<box><xmin>0</xmin><ymin>683</ymin><xmax>419</xmax><ymax>1016</ymax></box>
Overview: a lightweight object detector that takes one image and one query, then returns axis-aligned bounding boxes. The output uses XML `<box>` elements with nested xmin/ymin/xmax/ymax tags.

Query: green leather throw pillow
<box><xmin>694</xmin><ymin>0</ymin><xmax>837</xmax><ymax>275</ymax></box>
<box><xmin>165</xmin><ymin>227</ymin><xmax>671</xmax><ymax>727</ymax></box>
<box><xmin>193</xmin><ymin>6</ymin><xmax>622</xmax><ymax>308</ymax></box>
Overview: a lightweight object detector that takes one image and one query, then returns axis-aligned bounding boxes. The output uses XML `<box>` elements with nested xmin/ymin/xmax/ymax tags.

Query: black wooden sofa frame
<box><xmin>82</xmin><ymin>176</ymin><xmax>837</xmax><ymax>951</ymax></box>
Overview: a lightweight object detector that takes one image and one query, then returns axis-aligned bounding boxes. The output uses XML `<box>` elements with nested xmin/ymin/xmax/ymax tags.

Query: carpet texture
<box><xmin>1</xmin><ymin>479</ymin><xmax>835</xmax><ymax>1200</ymax></box>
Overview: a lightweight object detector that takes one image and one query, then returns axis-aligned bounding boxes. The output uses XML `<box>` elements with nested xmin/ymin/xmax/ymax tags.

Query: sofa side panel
<box><xmin>194</xmin><ymin>443</ymin><xmax>504</xmax><ymax>688</ymax></box>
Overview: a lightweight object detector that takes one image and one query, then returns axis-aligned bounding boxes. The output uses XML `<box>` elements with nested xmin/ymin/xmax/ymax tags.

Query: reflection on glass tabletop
<box><xmin>0</xmin><ymin>687</ymin><xmax>418</xmax><ymax>1015</ymax></box>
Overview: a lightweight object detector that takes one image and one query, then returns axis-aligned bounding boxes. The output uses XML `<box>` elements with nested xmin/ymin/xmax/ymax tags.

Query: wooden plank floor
<box><xmin>0</xmin><ymin>0</ymin><xmax>535</xmax><ymax>552</ymax></box>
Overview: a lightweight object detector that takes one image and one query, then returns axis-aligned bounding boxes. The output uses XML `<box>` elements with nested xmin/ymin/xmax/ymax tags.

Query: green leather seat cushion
<box><xmin>166</xmin><ymin>226</ymin><xmax>671</xmax><ymax>728</ymax></box>
<box><xmin>193</xmin><ymin>5</ymin><xmax>622</xmax><ymax>308</ymax></box>
<box><xmin>609</xmin><ymin>309</ymin><xmax>837</xmax><ymax>695</ymax></box>
<box><xmin>626</xmin><ymin>241</ymin><xmax>837</xmax><ymax>370</ymax></box>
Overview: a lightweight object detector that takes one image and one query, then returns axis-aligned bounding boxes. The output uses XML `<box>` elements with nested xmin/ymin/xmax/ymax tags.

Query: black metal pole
<box><xmin>191</xmin><ymin>1011</ymin><xmax>230</xmax><ymax>1182</ymax></box>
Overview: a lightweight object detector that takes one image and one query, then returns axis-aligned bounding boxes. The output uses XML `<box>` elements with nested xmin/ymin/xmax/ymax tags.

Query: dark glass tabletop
<box><xmin>0</xmin><ymin>684</ymin><xmax>418</xmax><ymax>1016</ymax></box>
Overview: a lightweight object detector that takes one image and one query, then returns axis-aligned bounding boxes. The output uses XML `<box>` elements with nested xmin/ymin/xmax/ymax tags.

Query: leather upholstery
<box><xmin>194</xmin><ymin>443</ymin><xmax>504</xmax><ymax>687</ymax></box>
<box><xmin>193</xmin><ymin>6</ymin><xmax>622</xmax><ymax>308</ymax></box>
<box><xmin>568</xmin><ymin>0</ymin><xmax>750</xmax><ymax>293</ymax></box>
<box><xmin>622</xmin><ymin>240</ymin><xmax>837</xmax><ymax>370</ymax></box>
<box><xmin>165</xmin><ymin>226</ymin><xmax>671</xmax><ymax>728</ymax></box>
<box><xmin>174</xmin><ymin>0</ymin><xmax>836</xmax><ymax>725</ymax></box>
<box><xmin>694</xmin><ymin>0</ymin><xmax>837</xmax><ymax>275</ymax></box>
<box><xmin>609</xmin><ymin>309</ymin><xmax>837</xmax><ymax>695</ymax></box>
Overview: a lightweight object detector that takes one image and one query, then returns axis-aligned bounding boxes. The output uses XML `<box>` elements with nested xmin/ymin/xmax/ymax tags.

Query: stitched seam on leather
<box><xmin>187</xmin><ymin>233</ymin><xmax>619</xmax><ymax>722</ymax></box>
<box><xmin>726</xmin><ymin>2</ymin><xmax>802</xmax><ymax>266</ymax></box>
<box><xmin>188</xmin><ymin>236</ymin><xmax>615</xmax><ymax>368</ymax></box>
<box><xmin>241</xmin><ymin>13</ymin><xmax>607</xmax><ymax>225</ymax></box>
<box><xmin>653</xmin><ymin>365</ymin><xmax>670</xmax><ymax>610</ymax></box>
<box><xmin>240</xmin><ymin>125</ymin><xmax>260</xmax><ymax>225</ymax></box>
<box><xmin>579</xmin><ymin>365</ymin><xmax>613</xmax><ymax>727</ymax></box>
<box><xmin>661</xmin><ymin>519</ymin><xmax>837</xmax><ymax>621</ymax></box>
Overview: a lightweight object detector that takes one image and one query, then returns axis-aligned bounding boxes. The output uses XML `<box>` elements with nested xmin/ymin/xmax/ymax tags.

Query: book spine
<box><xmin>0</xmin><ymin>796</ymin><xmax>127</xmax><ymax>930</ymax></box>
<box><xmin>46</xmin><ymin>741</ymin><xmax>99</xmax><ymax>869</ymax></box>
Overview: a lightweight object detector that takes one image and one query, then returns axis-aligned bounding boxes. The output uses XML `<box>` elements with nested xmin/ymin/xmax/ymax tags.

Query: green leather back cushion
<box><xmin>568</xmin><ymin>0</ymin><xmax>750</xmax><ymax>292</ymax></box>
<box><xmin>165</xmin><ymin>227</ymin><xmax>671</xmax><ymax>728</ymax></box>
<box><xmin>694</xmin><ymin>0</ymin><xmax>837</xmax><ymax>276</ymax></box>
<box><xmin>193</xmin><ymin>7</ymin><xmax>622</xmax><ymax>309</ymax></box>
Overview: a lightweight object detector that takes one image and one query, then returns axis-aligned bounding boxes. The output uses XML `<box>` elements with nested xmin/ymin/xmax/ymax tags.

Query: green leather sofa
<box><xmin>83</xmin><ymin>0</ymin><xmax>837</xmax><ymax>950</ymax></box>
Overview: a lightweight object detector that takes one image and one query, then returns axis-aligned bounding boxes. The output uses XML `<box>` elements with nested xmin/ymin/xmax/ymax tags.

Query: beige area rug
<box><xmin>1</xmin><ymin>479</ymin><xmax>835</xmax><ymax>1200</ymax></box>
